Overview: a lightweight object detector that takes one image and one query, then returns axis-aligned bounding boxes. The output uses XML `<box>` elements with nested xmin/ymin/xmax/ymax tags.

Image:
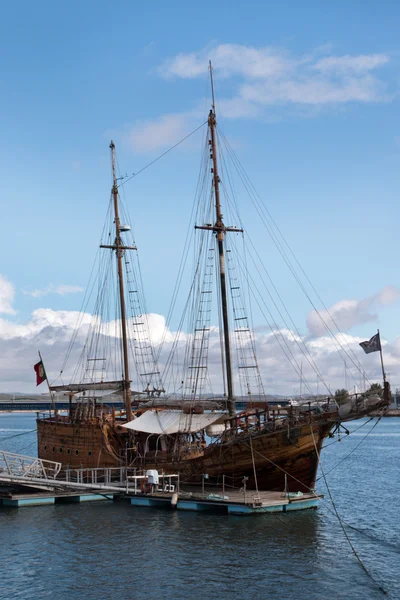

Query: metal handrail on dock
<box><xmin>65</xmin><ymin>466</ymin><xmax>136</xmax><ymax>485</ymax></box>
<box><xmin>126</xmin><ymin>473</ymin><xmax>180</xmax><ymax>495</ymax></box>
<box><xmin>62</xmin><ymin>466</ymin><xmax>180</xmax><ymax>495</ymax></box>
<box><xmin>0</xmin><ymin>451</ymin><xmax>61</xmax><ymax>479</ymax></box>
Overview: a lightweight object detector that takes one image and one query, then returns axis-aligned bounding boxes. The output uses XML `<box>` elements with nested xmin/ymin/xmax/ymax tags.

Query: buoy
<box><xmin>171</xmin><ymin>492</ymin><xmax>178</xmax><ymax>508</ymax></box>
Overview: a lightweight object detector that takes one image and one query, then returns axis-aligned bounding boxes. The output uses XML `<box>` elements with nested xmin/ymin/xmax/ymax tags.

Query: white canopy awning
<box><xmin>122</xmin><ymin>410</ymin><xmax>225</xmax><ymax>435</ymax></box>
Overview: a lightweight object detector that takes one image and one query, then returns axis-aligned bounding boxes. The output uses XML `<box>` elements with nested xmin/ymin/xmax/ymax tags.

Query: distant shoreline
<box><xmin>0</xmin><ymin>410</ymin><xmax>49</xmax><ymax>414</ymax></box>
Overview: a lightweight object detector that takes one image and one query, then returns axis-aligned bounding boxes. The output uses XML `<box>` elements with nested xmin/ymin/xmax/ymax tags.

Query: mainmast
<box><xmin>100</xmin><ymin>141</ymin><xmax>136</xmax><ymax>422</ymax></box>
<box><xmin>196</xmin><ymin>62</ymin><xmax>242</xmax><ymax>416</ymax></box>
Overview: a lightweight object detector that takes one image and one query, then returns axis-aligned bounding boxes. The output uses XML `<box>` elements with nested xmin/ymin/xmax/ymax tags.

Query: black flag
<box><xmin>359</xmin><ymin>332</ymin><xmax>381</xmax><ymax>354</ymax></box>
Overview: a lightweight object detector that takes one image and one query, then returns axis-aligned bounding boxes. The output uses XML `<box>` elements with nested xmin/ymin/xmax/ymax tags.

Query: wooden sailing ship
<box><xmin>37</xmin><ymin>64</ymin><xmax>390</xmax><ymax>492</ymax></box>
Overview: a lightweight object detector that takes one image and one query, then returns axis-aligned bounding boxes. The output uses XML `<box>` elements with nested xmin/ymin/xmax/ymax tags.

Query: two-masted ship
<box><xmin>36</xmin><ymin>64</ymin><xmax>390</xmax><ymax>492</ymax></box>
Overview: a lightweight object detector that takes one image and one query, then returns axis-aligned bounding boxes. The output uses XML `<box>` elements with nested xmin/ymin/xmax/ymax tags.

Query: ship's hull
<box><xmin>144</xmin><ymin>420</ymin><xmax>331</xmax><ymax>492</ymax></box>
<box><xmin>37</xmin><ymin>417</ymin><xmax>123</xmax><ymax>469</ymax></box>
<box><xmin>37</xmin><ymin>416</ymin><xmax>332</xmax><ymax>492</ymax></box>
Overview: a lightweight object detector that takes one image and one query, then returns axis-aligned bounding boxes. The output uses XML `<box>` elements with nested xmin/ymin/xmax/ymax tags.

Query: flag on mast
<box><xmin>359</xmin><ymin>332</ymin><xmax>381</xmax><ymax>355</ymax></box>
<box><xmin>34</xmin><ymin>360</ymin><xmax>47</xmax><ymax>386</ymax></box>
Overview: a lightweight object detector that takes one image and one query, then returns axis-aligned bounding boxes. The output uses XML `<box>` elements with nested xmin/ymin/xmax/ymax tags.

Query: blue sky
<box><xmin>1</xmin><ymin>0</ymin><xmax>400</xmax><ymax>391</ymax></box>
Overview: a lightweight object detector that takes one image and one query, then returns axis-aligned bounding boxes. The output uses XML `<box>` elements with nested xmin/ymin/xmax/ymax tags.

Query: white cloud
<box><xmin>239</xmin><ymin>74</ymin><xmax>383</xmax><ymax>105</ymax></box>
<box><xmin>375</xmin><ymin>285</ymin><xmax>400</xmax><ymax>305</ymax></box>
<box><xmin>123</xmin><ymin>44</ymin><xmax>391</xmax><ymax>153</ymax></box>
<box><xmin>217</xmin><ymin>96</ymin><xmax>261</xmax><ymax>118</ymax></box>
<box><xmin>313</xmin><ymin>54</ymin><xmax>389</xmax><ymax>73</ymax></box>
<box><xmin>1</xmin><ymin>274</ymin><xmax>398</xmax><ymax>393</ymax></box>
<box><xmin>159</xmin><ymin>44</ymin><xmax>293</xmax><ymax>80</ymax></box>
<box><xmin>0</xmin><ymin>308</ymin><xmax>91</xmax><ymax>341</ymax></box>
<box><xmin>307</xmin><ymin>285</ymin><xmax>400</xmax><ymax>337</ymax></box>
<box><xmin>0</xmin><ymin>302</ymin><xmax>398</xmax><ymax>394</ymax></box>
<box><xmin>0</xmin><ymin>275</ymin><xmax>16</xmax><ymax>315</ymax></box>
<box><xmin>22</xmin><ymin>284</ymin><xmax>84</xmax><ymax>298</ymax></box>
<box><xmin>124</xmin><ymin>113</ymin><xmax>195</xmax><ymax>153</ymax></box>
<box><xmin>164</xmin><ymin>44</ymin><xmax>389</xmax><ymax>107</ymax></box>
<box><xmin>160</xmin><ymin>45</ymin><xmax>389</xmax><ymax>100</ymax></box>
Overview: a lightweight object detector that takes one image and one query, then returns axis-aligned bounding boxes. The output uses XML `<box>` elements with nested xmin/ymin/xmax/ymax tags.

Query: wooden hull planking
<box><xmin>37</xmin><ymin>418</ymin><xmax>123</xmax><ymax>469</ymax></box>
<box><xmin>37</xmin><ymin>417</ymin><xmax>332</xmax><ymax>491</ymax></box>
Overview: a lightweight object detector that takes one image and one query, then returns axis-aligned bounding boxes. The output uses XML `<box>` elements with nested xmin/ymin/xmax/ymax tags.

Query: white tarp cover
<box><xmin>122</xmin><ymin>410</ymin><xmax>225</xmax><ymax>435</ymax></box>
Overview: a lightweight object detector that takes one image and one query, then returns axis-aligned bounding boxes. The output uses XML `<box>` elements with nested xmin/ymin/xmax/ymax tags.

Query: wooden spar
<box><xmin>208</xmin><ymin>61</ymin><xmax>235</xmax><ymax>416</ymax></box>
<box><xmin>109</xmin><ymin>141</ymin><xmax>132</xmax><ymax>422</ymax></box>
<box><xmin>49</xmin><ymin>381</ymin><xmax>145</xmax><ymax>392</ymax></box>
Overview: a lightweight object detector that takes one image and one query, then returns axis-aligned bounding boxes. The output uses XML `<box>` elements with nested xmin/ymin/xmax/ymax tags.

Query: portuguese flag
<box><xmin>34</xmin><ymin>360</ymin><xmax>47</xmax><ymax>386</ymax></box>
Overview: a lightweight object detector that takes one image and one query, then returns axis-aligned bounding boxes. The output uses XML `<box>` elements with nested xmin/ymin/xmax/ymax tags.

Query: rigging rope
<box><xmin>310</xmin><ymin>425</ymin><xmax>388</xmax><ymax>596</ymax></box>
<box><xmin>156</xmin><ymin>125</ymin><xmax>210</xmax><ymax>364</ymax></box>
<box><xmin>118</xmin><ymin>121</ymin><xmax>208</xmax><ymax>188</ymax></box>
<box><xmin>214</xmin><ymin>126</ymin><xmax>335</xmax><ymax>396</ymax></box>
<box><xmin>218</xmin><ymin>127</ymin><xmax>370</xmax><ymax>389</ymax></box>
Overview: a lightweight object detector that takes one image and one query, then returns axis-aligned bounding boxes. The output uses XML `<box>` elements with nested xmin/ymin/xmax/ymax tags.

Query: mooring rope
<box><xmin>244</xmin><ymin>433</ymin><xmax>400</xmax><ymax>575</ymax></box>
<box><xmin>317</xmin><ymin>417</ymin><xmax>381</xmax><ymax>481</ymax></box>
<box><xmin>249</xmin><ymin>437</ymin><xmax>259</xmax><ymax>495</ymax></box>
<box><xmin>321</xmin><ymin>417</ymin><xmax>374</xmax><ymax>449</ymax></box>
<box><xmin>0</xmin><ymin>428</ymin><xmax>37</xmax><ymax>443</ymax></box>
<box><xmin>310</xmin><ymin>426</ymin><xmax>388</xmax><ymax>596</ymax></box>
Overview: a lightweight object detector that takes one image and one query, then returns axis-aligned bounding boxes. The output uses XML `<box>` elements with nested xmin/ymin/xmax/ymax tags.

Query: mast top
<box><xmin>209</xmin><ymin>60</ymin><xmax>216</xmax><ymax>115</ymax></box>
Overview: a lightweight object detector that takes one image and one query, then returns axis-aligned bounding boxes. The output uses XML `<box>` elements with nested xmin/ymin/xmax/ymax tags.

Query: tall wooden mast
<box><xmin>101</xmin><ymin>141</ymin><xmax>135</xmax><ymax>421</ymax></box>
<box><xmin>196</xmin><ymin>62</ymin><xmax>242</xmax><ymax>416</ymax></box>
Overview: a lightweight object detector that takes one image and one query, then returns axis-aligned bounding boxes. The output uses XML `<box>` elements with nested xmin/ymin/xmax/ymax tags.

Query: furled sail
<box><xmin>49</xmin><ymin>381</ymin><xmax>145</xmax><ymax>394</ymax></box>
<box><xmin>122</xmin><ymin>410</ymin><xmax>225</xmax><ymax>435</ymax></box>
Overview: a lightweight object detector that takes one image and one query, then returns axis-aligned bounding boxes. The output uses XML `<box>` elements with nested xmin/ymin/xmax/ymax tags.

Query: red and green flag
<box><xmin>34</xmin><ymin>360</ymin><xmax>47</xmax><ymax>386</ymax></box>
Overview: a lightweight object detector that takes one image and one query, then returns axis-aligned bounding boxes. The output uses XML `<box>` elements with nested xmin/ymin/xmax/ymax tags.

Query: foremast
<box><xmin>196</xmin><ymin>62</ymin><xmax>243</xmax><ymax>416</ymax></box>
<box><xmin>100</xmin><ymin>141</ymin><xmax>137</xmax><ymax>422</ymax></box>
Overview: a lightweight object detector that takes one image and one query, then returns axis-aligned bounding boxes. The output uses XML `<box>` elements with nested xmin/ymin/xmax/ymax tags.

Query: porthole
<box><xmin>44</xmin><ymin>445</ymin><xmax>47</xmax><ymax>451</ymax></box>
<box><xmin>88</xmin><ymin>451</ymin><xmax>92</xmax><ymax>456</ymax></box>
<box><xmin>66</xmin><ymin>449</ymin><xmax>71</xmax><ymax>455</ymax></box>
<box><xmin>75</xmin><ymin>450</ymin><xmax>79</xmax><ymax>456</ymax></box>
<box><xmin>59</xmin><ymin>448</ymin><xmax>63</xmax><ymax>454</ymax></box>
<box><xmin>52</xmin><ymin>447</ymin><xmax>56</xmax><ymax>453</ymax></box>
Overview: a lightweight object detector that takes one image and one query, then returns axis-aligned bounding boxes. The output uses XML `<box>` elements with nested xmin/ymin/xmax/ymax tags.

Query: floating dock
<box><xmin>0</xmin><ymin>486</ymin><xmax>320</xmax><ymax>513</ymax></box>
<box><xmin>0</xmin><ymin>451</ymin><xmax>321</xmax><ymax>514</ymax></box>
<box><xmin>129</xmin><ymin>488</ymin><xmax>321</xmax><ymax>515</ymax></box>
<box><xmin>0</xmin><ymin>490</ymin><xmax>114</xmax><ymax>507</ymax></box>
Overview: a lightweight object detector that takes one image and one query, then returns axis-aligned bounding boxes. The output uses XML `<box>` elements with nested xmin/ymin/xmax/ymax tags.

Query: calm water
<box><xmin>0</xmin><ymin>413</ymin><xmax>399</xmax><ymax>600</ymax></box>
